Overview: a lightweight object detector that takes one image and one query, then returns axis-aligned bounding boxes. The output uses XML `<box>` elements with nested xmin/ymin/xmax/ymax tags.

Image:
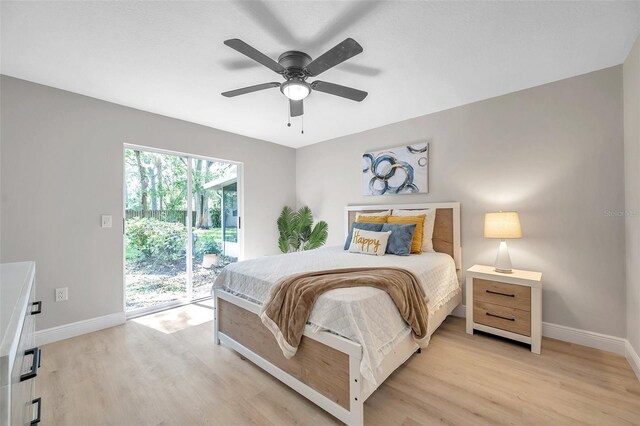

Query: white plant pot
<box><xmin>202</xmin><ymin>254</ymin><xmax>219</xmax><ymax>269</ymax></box>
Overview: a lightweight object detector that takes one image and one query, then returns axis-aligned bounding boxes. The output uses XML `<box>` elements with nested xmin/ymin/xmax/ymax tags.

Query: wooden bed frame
<box><xmin>213</xmin><ymin>202</ymin><xmax>461</xmax><ymax>425</ymax></box>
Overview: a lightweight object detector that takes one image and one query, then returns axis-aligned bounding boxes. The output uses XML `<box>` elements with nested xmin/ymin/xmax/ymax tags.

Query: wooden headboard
<box><xmin>345</xmin><ymin>202</ymin><xmax>461</xmax><ymax>269</ymax></box>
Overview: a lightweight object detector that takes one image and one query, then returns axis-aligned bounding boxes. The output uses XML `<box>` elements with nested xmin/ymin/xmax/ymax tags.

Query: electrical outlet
<box><xmin>55</xmin><ymin>287</ymin><xmax>68</xmax><ymax>302</ymax></box>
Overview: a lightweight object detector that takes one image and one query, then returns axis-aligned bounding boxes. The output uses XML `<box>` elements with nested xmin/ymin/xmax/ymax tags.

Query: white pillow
<box><xmin>392</xmin><ymin>208</ymin><xmax>436</xmax><ymax>252</ymax></box>
<box><xmin>348</xmin><ymin>229</ymin><xmax>391</xmax><ymax>256</ymax></box>
<box><xmin>355</xmin><ymin>210</ymin><xmax>391</xmax><ymax>220</ymax></box>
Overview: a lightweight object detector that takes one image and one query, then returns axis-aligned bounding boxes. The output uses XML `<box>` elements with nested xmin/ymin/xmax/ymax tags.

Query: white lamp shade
<box><xmin>484</xmin><ymin>211</ymin><xmax>522</xmax><ymax>239</ymax></box>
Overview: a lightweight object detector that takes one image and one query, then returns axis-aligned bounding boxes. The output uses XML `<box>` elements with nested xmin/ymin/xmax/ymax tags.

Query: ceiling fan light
<box><xmin>281</xmin><ymin>80</ymin><xmax>310</xmax><ymax>100</ymax></box>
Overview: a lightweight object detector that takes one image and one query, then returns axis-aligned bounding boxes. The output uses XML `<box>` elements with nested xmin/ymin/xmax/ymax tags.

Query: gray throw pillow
<box><xmin>344</xmin><ymin>222</ymin><xmax>385</xmax><ymax>250</ymax></box>
<box><xmin>381</xmin><ymin>223</ymin><xmax>417</xmax><ymax>256</ymax></box>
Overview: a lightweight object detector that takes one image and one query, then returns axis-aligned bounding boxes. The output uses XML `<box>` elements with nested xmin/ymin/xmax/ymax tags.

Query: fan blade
<box><xmin>221</xmin><ymin>82</ymin><xmax>280</xmax><ymax>98</ymax></box>
<box><xmin>336</xmin><ymin>63</ymin><xmax>382</xmax><ymax>77</ymax></box>
<box><xmin>306</xmin><ymin>3</ymin><xmax>381</xmax><ymax>52</ymax></box>
<box><xmin>224</xmin><ymin>39</ymin><xmax>285</xmax><ymax>74</ymax></box>
<box><xmin>305</xmin><ymin>38</ymin><xmax>363</xmax><ymax>77</ymax></box>
<box><xmin>235</xmin><ymin>1</ymin><xmax>299</xmax><ymax>47</ymax></box>
<box><xmin>290</xmin><ymin>99</ymin><xmax>303</xmax><ymax>117</ymax></box>
<box><xmin>311</xmin><ymin>81</ymin><xmax>367</xmax><ymax>102</ymax></box>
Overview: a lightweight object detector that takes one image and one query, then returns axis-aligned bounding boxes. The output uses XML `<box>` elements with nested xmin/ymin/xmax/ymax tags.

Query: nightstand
<box><xmin>466</xmin><ymin>264</ymin><xmax>542</xmax><ymax>354</ymax></box>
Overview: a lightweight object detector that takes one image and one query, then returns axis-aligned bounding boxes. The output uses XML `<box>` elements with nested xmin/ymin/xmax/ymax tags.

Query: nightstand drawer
<box><xmin>474</xmin><ymin>301</ymin><xmax>531</xmax><ymax>336</ymax></box>
<box><xmin>473</xmin><ymin>278</ymin><xmax>531</xmax><ymax>311</ymax></box>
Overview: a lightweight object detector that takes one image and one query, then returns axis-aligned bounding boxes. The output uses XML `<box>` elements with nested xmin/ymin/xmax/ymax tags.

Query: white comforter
<box><xmin>213</xmin><ymin>245</ymin><xmax>459</xmax><ymax>392</ymax></box>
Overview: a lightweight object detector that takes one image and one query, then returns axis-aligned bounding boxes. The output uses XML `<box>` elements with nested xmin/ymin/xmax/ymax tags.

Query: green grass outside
<box><xmin>193</xmin><ymin>227</ymin><xmax>237</xmax><ymax>242</ymax></box>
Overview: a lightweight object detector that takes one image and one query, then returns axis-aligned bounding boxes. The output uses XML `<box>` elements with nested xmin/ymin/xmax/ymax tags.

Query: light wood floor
<box><xmin>39</xmin><ymin>301</ymin><xmax>640</xmax><ymax>425</ymax></box>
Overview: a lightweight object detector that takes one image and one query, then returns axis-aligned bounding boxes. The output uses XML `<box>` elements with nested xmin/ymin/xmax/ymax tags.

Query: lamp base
<box><xmin>494</xmin><ymin>240</ymin><xmax>513</xmax><ymax>274</ymax></box>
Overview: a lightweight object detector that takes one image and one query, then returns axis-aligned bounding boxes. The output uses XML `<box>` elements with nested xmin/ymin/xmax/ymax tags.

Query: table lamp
<box><xmin>484</xmin><ymin>211</ymin><xmax>522</xmax><ymax>273</ymax></box>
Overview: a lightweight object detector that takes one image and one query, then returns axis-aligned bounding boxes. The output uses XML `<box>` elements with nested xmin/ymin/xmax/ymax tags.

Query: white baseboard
<box><xmin>451</xmin><ymin>304</ymin><xmax>626</xmax><ymax>355</ymax></box>
<box><xmin>541</xmin><ymin>322</ymin><xmax>626</xmax><ymax>355</ymax></box>
<box><xmin>626</xmin><ymin>340</ymin><xmax>640</xmax><ymax>381</ymax></box>
<box><xmin>35</xmin><ymin>312</ymin><xmax>126</xmax><ymax>346</ymax></box>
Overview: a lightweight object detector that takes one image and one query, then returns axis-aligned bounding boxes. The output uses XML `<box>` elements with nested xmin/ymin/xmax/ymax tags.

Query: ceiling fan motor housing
<box><xmin>278</xmin><ymin>51</ymin><xmax>312</xmax><ymax>78</ymax></box>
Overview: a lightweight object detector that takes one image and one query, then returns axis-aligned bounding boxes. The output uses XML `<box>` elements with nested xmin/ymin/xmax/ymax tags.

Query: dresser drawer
<box><xmin>0</xmin><ymin>262</ymin><xmax>39</xmax><ymax>426</ymax></box>
<box><xmin>473</xmin><ymin>278</ymin><xmax>531</xmax><ymax>311</ymax></box>
<box><xmin>11</xmin><ymin>291</ymin><xmax>38</xmax><ymax>426</ymax></box>
<box><xmin>474</xmin><ymin>301</ymin><xmax>531</xmax><ymax>337</ymax></box>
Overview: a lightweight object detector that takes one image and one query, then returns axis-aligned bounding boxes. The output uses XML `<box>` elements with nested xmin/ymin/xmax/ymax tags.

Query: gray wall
<box><xmin>297</xmin><ymin>66</ymin><xmax>626</xmax><ymax>337</ymax></box>
<box><xmin>624</xmin><ymin>37</ymin><xmax>640</xmax><ymax>353</ymax></box>
<box><xmin>0</xmin><ymin>79</ymin><xmax>2</xmax><ymax>266</ymax></box>
<box><xmin>0</xmin><ymin>76</ymin><xmax>297</xmax><ymax>330</ymax></box>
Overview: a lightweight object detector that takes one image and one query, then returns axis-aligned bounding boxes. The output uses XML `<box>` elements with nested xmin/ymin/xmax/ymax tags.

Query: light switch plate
<box><xmin>101</xmin><ymin>215</ymin><xmax>112</xmax><ymax>228</ymax></box>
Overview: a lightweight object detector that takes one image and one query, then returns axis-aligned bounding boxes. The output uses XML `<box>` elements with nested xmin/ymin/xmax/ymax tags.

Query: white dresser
<box><xmin>1</xmin><ymin>262</ymin><xmax>42</xmax><ymax>425</ymax></box>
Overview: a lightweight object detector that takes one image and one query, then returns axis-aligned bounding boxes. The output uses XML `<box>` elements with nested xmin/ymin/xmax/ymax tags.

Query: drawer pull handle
<box><xmin>31</xmin><ymin>301</ymin><xmax>42</xmax><ymax>315</ymax></box>
<box><xmin>20</xmin><ymin>347</ymin><xmax>41</xmax><ymax>382</ymax></box>
<box><xmin>486</xmin><ymin>312</ymin><xmax>516</xmax><ymax>321</ymax></box>
<box><xmin>486</xmin><ymin>290</ymin><xmax>515</xmax><ymax>298</ymax></box>
<box><xmin>31</xmin><ymin>397</ymin><xmax>42</xmax><ymax>425</ymax></box>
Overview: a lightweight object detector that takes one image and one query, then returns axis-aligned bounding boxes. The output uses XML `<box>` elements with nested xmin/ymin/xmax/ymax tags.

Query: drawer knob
<box><xmin>486</xmin><ymin>289</ymin><xmax>515</xmax><ymax>298</ymax></box>
<box><xmin>486</xmin><ymin>312</ymin><xmax>516</xmax><ymax>322</ymax></box>
<box><xmin>20</xmin><ymin>347</ymin><xmax>41</xmax><ymax>382</ymax></box>
<box><xmin>31</xmin><ymin>301</ymin><xmax>42</xmax><ymax>315</ymax></box>
<box><xmin>30</xmin><ymin>397</ymin><xmax>42</xmax><ymax>425</ymax></box>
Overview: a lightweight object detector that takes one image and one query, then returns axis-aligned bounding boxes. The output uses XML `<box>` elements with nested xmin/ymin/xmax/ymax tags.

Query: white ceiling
<box><xmin>2</xmin><ymin>1</ymin><xmax>639</xmax><ymax>148</ymax></box>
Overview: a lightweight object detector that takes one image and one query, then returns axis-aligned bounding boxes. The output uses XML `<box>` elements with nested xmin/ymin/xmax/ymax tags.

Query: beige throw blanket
<box><xmin>260</xmin><ymin>267</ymin><xmax>429</xmax><ymax>359</ymax></box>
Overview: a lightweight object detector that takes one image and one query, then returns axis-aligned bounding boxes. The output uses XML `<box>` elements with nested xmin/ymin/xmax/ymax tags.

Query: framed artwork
<box><xmin>362</xmin><ymin>143</ymin><xmax>429</xmax><ymax>195</ymax></box>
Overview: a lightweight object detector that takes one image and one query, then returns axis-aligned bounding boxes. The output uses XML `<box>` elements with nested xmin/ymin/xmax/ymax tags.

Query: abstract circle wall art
<box><xmin>362</xmin><ymin>143</ymin><xmax>429</xmax><ymax>195</ymax></box>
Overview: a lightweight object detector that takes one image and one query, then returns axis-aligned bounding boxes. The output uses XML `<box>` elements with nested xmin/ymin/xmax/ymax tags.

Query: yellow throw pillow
<box><xmin>356</xmin><ymin>215</ymin><xmax>388</xmax><ymax>224</ymax></box>
<box><xmin>387</xmin><ymin>215</ymin><xmax>426</xmax><ymax>253</ymax></box>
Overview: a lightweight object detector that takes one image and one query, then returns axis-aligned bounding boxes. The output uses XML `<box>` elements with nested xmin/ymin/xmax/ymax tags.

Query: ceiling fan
<box><xmin>221</xmin><ymin>38</ymin><xmax>368</xmax><ymax>118</ymax></box>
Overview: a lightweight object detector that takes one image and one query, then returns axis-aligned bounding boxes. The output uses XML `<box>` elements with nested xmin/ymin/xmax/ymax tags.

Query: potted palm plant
<box><xmin>277</xmin><ymin>206</ymin><xmax>328</xmax><ymax>253</ymax></box>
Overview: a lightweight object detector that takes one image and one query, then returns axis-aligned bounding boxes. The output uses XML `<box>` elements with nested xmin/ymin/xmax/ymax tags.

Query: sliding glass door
<box><xmin>124</xmin><ymin>146</ymin><xmax>240</xmax><ymax>316</ymax></box>
<box><xmin>190</xmin><ymin>159</ymin><xmax>239</xmax><ymax>300</ymax></box>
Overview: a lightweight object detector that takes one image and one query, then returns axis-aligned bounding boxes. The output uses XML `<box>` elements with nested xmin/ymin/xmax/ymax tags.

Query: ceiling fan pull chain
<box><xmin>301</xmin><ymin>114</ymin><xmax>304</xmax><ymax>134</ymax></box>
<box><xmin>287</xmin><ymin>100</ymin><xmax>291</xmax><ymax>127</ymax></box>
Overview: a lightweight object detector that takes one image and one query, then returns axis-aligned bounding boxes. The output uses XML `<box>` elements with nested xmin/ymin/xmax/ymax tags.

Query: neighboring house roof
<box><xmin>204</xmin><ymin>172</ymin><xmax>237</xmax><ymax>191</ymax></box>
